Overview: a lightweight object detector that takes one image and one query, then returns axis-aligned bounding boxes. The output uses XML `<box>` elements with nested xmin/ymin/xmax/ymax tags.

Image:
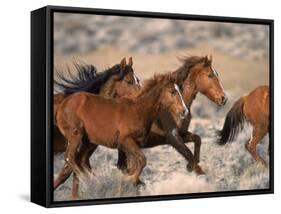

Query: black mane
<box><xmin>54</xmin><ymin>61</ymin><xmax>130</xmax><ymax>95</ymax></box>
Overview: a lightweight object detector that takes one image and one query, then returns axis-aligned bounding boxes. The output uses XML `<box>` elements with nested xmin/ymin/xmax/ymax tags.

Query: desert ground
<box><xmin>53</xmin><ymin>13</ymin><xmax>270</xmax><ymax>201</ymax></box>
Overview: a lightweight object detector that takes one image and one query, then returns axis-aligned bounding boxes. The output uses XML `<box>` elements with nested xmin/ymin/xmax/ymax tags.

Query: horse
<box><xmin>217</xmin><ymin>85</ymin><xmax>269</xmax><ymax>166</ymax></box>
<box><xmin>116</xmin><ymin>55</ymin><xmax>227</xmax><ymax>174</ymax></box>
<box><xmin>53</xmin><ymin>57</ymin><xmax>141</xmax><ymax>153</ymax></box>
<box><xmin>55</xmin><ymin>73</ymin><xmax>187</xmax><ymax>199</ymax></box>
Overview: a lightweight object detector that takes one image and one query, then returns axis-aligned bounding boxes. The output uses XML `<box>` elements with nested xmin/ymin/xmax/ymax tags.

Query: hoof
<box><xmin>85</xmin><ymin>170</ymin><xmax>95</xmax><ymax>179</ymax></box>
<box><xmin>259</xmin><ymin>160</ymin><xmax>268</xmax><ymax>168</ymax></box>
<box><xmin>117</xmin><ymin>163</ymin><xmax>128</xmax><ymax>171</ymax></box>
<box><xmin>126</xmin><ymin>175</ymin><xmax>145</xmax><ymax>187</ymax></box>
<box><xmin>122</xmin><ymin>168</ymin><xmax>129</xmax><ymax>175</ymax></box>
<box><xmin>194</xmin><ymin>164</ymin><xmax>206</xmax><ymax>176</ymax></box>
<box><xmin>135</xmin><ymin>179</ymin><xmax>146</xmax><ymax>187</ymax></box>
<box><xmin>117</xmin><ymin>164</ymin><xmax>129</xmax><ymax>175</ymax></box>
<box><xmin>186</xmin><ymin>163</ymin><xmax>193</xmax><ymax>172</ymax></box>
<box><xmin>71</xmin><ymin>195</ymin><xmax>79</xmax><ymax>200</ymax></box>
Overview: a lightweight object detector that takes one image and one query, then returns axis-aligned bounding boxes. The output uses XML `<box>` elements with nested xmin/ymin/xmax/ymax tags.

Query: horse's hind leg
<box><xmin>53</xmin><ymin>144</ymin><xmax>86</xmax><ymax>190</ymax></box>
<box><xmin>65</xmin><ymin>128</ymin><xmax>84</xmax><ymax>176</ymax></box>
<box><xmin>54</xmin><ymin>163</ymin><xmax>72</xmax><ymax>190</ymax></box>
<box><xmin>245</xmin><ymin>126</ymin><xmax>268</xmax><ymax>166</ymax></box>
<box><xmin>54</xmin><ymin>129</ymin><xmax>83</xmax><ymax>195</ymax></box>
<box><xmin>267</xmin><ymin>131</ymin><xmax>270</xmax><ymax>156</ymax></box>
<box><xmin>72</xmin><ymin>172</ymin><xmax>79</xmax><ymax>200</ymax></box>
<box><xmin>122</xmin><ymin>138</ymin><xmax>146</xmax><ymax>186</ymax></box>
<box><xmin>54</xmin><ymin>126</ymin><xmax>67</xmax><ymax>153</ymax></box>
<box><xmin>70</xmin><ymin>142</ymin><xmax>98</xmax><ymax>200</ymax></box>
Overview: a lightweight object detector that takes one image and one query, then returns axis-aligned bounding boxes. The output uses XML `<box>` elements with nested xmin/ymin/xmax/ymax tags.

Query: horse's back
<box><xmin>246</xmin><ymin>85</ymin><xmax>269</xmax><ymax>112</ymax></box>
<box><xmin>244</xmin><ymin>85</ymin><xmax>269</xmax><ymax>127</ymax></box>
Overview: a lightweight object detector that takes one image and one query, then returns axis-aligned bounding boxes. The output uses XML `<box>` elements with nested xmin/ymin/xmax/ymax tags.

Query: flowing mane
<box><xmin>136</xmin><ymin>73</ymin><xmax>175</xmax><ymax>98</ymax></box>
<box><xmin>54</xmin><ymin>61</ymin><xmax>131</xmax><ymax>95</ymax></box>
<box><xmin>175</xmin><ymin>56</ymin><xmax>210</xmax><ymax>86</ymax></box>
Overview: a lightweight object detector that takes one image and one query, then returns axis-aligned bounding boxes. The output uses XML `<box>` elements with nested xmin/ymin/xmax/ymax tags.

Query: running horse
<box><xmin>217</xmin><ymin>85</ymin><xmax>269</xmax><ymax>166</ymax></box>
<box><xmin>53</xmin><ymin>57</ymin><xmax>141</xmax><ymax>153</ymax></box>
<box><xmin>55</xmin><ymin>73</ymin><xmax>188</xmax><ymax>199</ymax></box>
<box><xmin>116</xmin><ymin>55</ymin><xmax>227</xmax><ymax>174</ymax></box>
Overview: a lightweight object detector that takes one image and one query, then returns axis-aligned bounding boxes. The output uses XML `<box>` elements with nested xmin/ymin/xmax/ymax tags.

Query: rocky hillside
<box><xmin>54</xmin><ymin>13</ymin><xmax>269</xmax><ymax>60</ymax></box>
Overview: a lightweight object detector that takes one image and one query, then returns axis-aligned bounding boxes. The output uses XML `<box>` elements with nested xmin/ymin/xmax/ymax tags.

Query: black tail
<box><xmin>217</xmin><ymin>97</ymin><xmax>246</xmax><ymax>145</ymax></box>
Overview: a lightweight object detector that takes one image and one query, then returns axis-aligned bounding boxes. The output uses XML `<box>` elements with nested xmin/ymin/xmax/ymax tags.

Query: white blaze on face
<box><xmin>211</xmin><ymin>66</ymin><xmax>226</xmax><ymax>95</ymax></box>
<box><xmin>211</xmin><ymin>66</ymin><xmax>219</xmax><ymax>77</ymax></box>
<box><xmin>174</xmin><ymin>83</ymin><xmax>189</xmax><ymax>117</ymax></box>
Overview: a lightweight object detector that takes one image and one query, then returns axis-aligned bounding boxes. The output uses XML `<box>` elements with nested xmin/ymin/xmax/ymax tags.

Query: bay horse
<box><xmin>55</xmin><ymin>73</ymin><xmax>187</xmax><ymax>198</ymax></box>
<box><xmin>53</xmin><ymin>57</ymin><xmax>140</xmax><ymax>153</ymax></box>
<box><xmin>54</xmin><ymin>55</ymin><xmax>227</xmax><ymax>199</ymax></box>
<box><xmin>217</xmin><ymin>85</ymin><xmax>269</xmax><ymax>166</ymax></box>
<box><xmin>116</xmin><ymin>55</ymin><xmax>227</xmax><ymax>174</ymax></box>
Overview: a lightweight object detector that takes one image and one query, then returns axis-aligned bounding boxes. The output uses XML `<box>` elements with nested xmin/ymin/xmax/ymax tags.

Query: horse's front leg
<box><xmin>166</xmin><ymin>130</ymin><xmax>205</xmax><ymax>175</ymax></box>
<box><xmin>178</xmin><ymin>110</ymin><xmax>191</xmax><ymax>136</ymax></box>
<box><xmin>181</xmin><ymin>131</ymin><xmax>202</xmax><ymax>164</ymax></box>
<box><xmin>178</xmin><ymin>112</ymin><xmax>202</xmax><ymax>165</ymax></box>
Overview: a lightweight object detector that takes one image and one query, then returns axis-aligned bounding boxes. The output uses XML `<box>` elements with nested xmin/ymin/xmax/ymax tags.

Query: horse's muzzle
<box><xmin>219</xmin><ymin>95</ymin><xmax>228</xmax><ymax>106</ymax></box>
<box><xmin>179</xmin><ymin>110</ymin><xmax>188</xmax><ymax>119</ymax></box>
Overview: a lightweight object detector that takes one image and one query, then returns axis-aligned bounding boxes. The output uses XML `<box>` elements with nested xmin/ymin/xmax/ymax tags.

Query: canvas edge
<box><xmin>31</xmin><ymin>6</ymin><xmax>48</xmax><ymax>207</ymax></box>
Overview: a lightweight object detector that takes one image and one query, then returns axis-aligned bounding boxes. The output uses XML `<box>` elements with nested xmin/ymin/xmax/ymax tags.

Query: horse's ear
<box><xmin>120</xmin><ymin>57</ymin><xmax>127</xmax><ymax>71</ymax></box>
<box><xmin>204</xmin><ymin>55</ymin><xmax>208</xmax><ymax>63</ymax></box>
<box><xmin>176</xmin><ymin>68</ymin><xmax>187</xmax><ymax>87</ymax></box>
<box><xmin>208</xmin><ymin>54</ymin><xmax>213</xmax><ymax>64</ymax></box>
<box><xmin>204</xmin><ymin>55</ymin><xmax>211</xmax><ymax>66</ymax></box>
<box><xmin>128</xmin><ymin>57</ymin><xmax>133</xmax><ymax>67</ymax></box>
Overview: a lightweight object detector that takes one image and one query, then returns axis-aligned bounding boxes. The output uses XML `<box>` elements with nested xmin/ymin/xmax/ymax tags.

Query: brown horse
<box><xmin>53</xmin><ymin>57</ymin><xmax>140</xmax><ymax>153</ymax></box>
<box><xmin>217</xmin><ymin>85</ymin><xmax>269</xmax><ymax>166</ymax></box>
<box><xmin>55</xmin><ymin>73</ymin><xmax>187</xmax><ymax>198</ymax></box>
<box><xmin>116</xmin><ymin>55</ymin><xmax>227</xmax><ymax>174</ymax></box>
<box><xmin>54</xmin><ymin>55</ymin><xmax>227</xmax><ymax>198</ymax></box>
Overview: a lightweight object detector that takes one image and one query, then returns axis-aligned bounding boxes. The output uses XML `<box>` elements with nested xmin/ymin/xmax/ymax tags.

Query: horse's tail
<box><xmin>217</xmin><ymin>97</ymin><xmax>246</xmax><ymax>145</ymax></box>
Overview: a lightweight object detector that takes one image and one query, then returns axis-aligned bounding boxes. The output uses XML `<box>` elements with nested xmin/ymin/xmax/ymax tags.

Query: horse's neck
<box><xmin>136</xmin><ymin>86</ymin><xmax>162</xmax><ymax>118</ymax></box>
<box><xmin>99</xmin><ymin>77</ymin><xmax>116</xmax><ymax>97</ymax></box>
<box><xmin>173</xmin><ymin>69</ymin><xmax>198</xmax><ymax>108</ymax></box>
<box><xmin>182</xmin><ymin>79</ymin><xmax>198</xmax><ymax>108</ymax></box>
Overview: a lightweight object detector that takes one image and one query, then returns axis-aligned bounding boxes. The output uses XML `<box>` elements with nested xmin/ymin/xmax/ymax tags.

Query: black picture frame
<box><xmin>31</xmin><ymin>5</ymin><xmax>274</xmax><ymax>208</ymax></box>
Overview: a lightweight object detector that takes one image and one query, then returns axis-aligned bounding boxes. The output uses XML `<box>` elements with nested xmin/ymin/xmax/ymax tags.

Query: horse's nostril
<box><xmin>221</xmin><ymin>95</ymin><xmax>227</xmax><ymax>105</ymax></box>
<box><xmin>181</xmin><ymin>111</ymin><xmax>186</xmax><ymax>118</ymax></box>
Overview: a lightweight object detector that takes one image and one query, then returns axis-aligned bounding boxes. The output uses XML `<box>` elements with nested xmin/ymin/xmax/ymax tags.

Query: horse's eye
<box><xmin>208</xmin><ymin>73</ymin><xmax>214</xmax><ymax>78</ymax></box>
<box><xmin>127</xmin><ymin>79</ymin><xmax>134</xmax><ymax>85</ymax></box>
<box><xmin>171</xmin><ymin>90</ymin><xmax>177</xmax><ymax>96</ymax></box>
